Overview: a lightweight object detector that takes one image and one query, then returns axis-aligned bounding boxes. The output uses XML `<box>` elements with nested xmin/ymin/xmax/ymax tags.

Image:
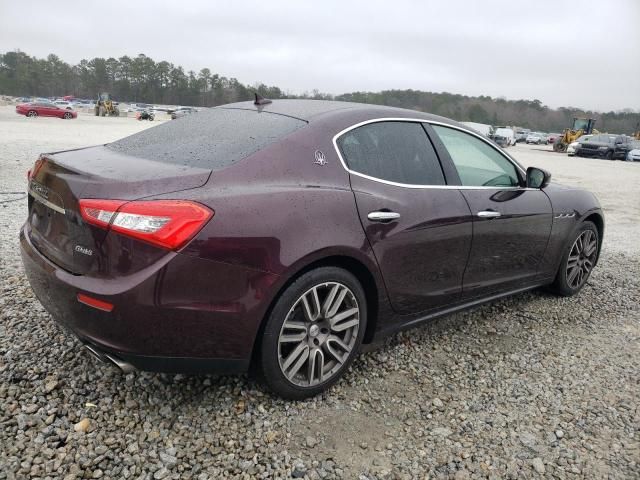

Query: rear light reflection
<box><xmin>79</xmin><ymin>199</ymin><xmax>213</xmax><ymax>250</ymax></box>
<box><xmin>77</xmin><ymin>293</ymin><xmax>114</xmax><ymax>312</ymax></box>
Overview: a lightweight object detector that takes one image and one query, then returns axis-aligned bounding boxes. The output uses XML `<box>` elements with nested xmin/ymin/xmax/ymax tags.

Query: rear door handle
<box><xmin>367</xmin><ymin>211</ymin><xmax>401</xmax><ymax>222</ymax></box>
<box><xmin>477</xmin><ymin>210</ymin><xmax>501</xmax><ymax>219</ymax></box>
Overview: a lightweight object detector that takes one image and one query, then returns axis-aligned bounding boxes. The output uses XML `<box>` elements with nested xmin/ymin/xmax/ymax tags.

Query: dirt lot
<box><xmin>0</xmin><ymin>105</ymin><xmax>638</xmax><ymax>479</ymax></box>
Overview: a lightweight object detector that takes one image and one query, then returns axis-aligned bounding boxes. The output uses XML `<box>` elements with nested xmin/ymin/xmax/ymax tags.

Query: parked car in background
<box><xmin>526</xmin><ymin>132</ymin><xmax>546</xmax><ymax>144</ymax></box>
<box><xmin>575</xmin><ymin>134</ymin><xmax>618</xmax><ymax>159</ymax></box>
<box><xmin>20</xmin><ymin>99</ymin><xmax>604</xmax><ymax>398</ymax></box>
<box><xmin>493</xmin><ymin>134</ymin><xmax>508</xmax><ymax>147</ymax></box>
<box><xmin>16</xmin><ymin>102</ymin><xmax>77</xmax><ymax>119</ymax></box>
<box><xmin>515</xmin><ymin>129</ymin><xmax>530</xmax><ymax>143</ymax></box>
<box><xmin>613</xmin><ymin>135</ymin><xmax>639</xmax><ymax>160</ymax></box>
<box><xmin>53</xmin><ymin>100</ymin><xmax>74</xmax><ymax>110</ymax></box>
<box><xmin>494</xmin><ymin>127</ymin><xmax>516</xmax><ymax>146</ymax></box>
<box><xmin>567</xmin><ymin>134</ymin><xmax>593</xmax><ymax>156</ymax></box>
<box><xmin>460</xmin><ymin>121</ymin><xmax>493</xmax><ymax>138</ymax></box>
<box><xmin>547</xmin><ymin>133</ymin><xmax>562</xmax><ymax>144</ymax></box>
<box><xmin>625</xmin><ymin>142</ymin><xmax>640</xmax><ymax>161</ymax></box>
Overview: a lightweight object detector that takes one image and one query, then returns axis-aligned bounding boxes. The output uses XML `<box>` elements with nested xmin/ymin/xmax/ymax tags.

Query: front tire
<box><xmin>27</xmin><ymin>110</ymin><xmax>38</xmax><ymax>118</ymax></box>
<box><xmin>259</xmin><ymin>267</ymin><xmax>367</xmax><ymax>399</ymax></box>
<box><xmin>63</xmin><ymin>112</ymin><xmax>72</xmax><ymax>119</ymax></box>
<box><xmin>549</xmin><ymin>221</ymin><xmax>599</xmax><ymax>297</ymax></box>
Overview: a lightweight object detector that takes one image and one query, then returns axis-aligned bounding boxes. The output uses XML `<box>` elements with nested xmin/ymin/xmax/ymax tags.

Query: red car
<box><xmin>16</xmin><ymin>102</ymin><xmax>77</xmax><ymax>119</ymax></box>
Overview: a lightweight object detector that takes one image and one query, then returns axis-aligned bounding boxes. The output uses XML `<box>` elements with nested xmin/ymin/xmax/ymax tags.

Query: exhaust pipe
<box><xmin>84</xmin><ymin>344</ymin><xmax>136</xmax><ymax>374</ymax></box>
<box><xmin>103</xmin><ymin>353</ymin><xmax>136</xmax><ymax>374</ymax></box>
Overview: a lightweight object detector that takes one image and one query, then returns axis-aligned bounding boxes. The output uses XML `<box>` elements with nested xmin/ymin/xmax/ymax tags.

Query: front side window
<box><xmin>337</xmin><ymin>121</ymin><xmax>445</xmax><ymax>186</ymax></box>
<box><xmin>432</xmin><ymin>125</ymin><xmax>520</xmax><ymax>187</ymax></box>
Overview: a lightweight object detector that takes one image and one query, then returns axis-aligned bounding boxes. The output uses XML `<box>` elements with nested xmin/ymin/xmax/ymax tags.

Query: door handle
<box><xmin>477</xmin><ymin>210</ymin><xmax>501</xmax><ymax>219</ymax></box>
<box><xmin>367</xmin><ymin>211</ymin><xmax>401</xmax><ymax>222</ymax></box>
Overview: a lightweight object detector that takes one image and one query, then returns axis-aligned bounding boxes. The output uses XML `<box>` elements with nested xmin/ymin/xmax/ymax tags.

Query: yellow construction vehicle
<box><xmin>94</xmin><ymin>92</ymin><xmax>120</xmax><ymax>117</ymax></box>
<box><xmin>553</xmin><ymin>117</ymin><xmax>596</xmax><ymax>152</ymax></box>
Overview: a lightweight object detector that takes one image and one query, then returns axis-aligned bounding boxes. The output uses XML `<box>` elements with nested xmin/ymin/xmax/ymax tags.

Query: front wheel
<box><xmin>27</xmin><ymin>110</ymin><xmax>38</xmax><ymax>118</ymax></box>
<box><xmin>549</xmin><ymin>221</ymin><xmax>599</xmax><ymax>296</ymax></box>
<box><xmin>553</xmin><ymin>140</ymin><xmax>567</xmax><ymax>153</ymax></box>
<box><xmin>63</xmin><ymin>112</ymin><xmax>72</xmax><ymax>119</ymax></box>
<box><xmin>259</xmin><ymin>267</ymin><xmax>366</xmax><ymax>399</ymax></box>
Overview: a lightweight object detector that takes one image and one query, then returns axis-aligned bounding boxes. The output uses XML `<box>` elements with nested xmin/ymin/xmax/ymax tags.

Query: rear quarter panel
<box><xmin>164</xmin><ymin>120</ymin><xmax>393</xmax><ymax>339</ymax></box>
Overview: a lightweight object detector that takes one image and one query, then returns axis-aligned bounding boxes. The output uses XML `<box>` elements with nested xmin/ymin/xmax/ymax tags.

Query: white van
<box><xmin>494</xmin><ymin>127</ymin><xmax>516</xmax><ymax>147</ymax></box>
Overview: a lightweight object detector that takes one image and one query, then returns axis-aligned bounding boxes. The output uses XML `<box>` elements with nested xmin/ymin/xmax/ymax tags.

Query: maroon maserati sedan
<box><xmin>21</xmin><ymin>98</ymin><xmax>604</xmax><ymax>398</ymax></box>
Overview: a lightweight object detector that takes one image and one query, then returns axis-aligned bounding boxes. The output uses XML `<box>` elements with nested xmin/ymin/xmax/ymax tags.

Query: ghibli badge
<box><xmin>74</xmin><ymin>245</ymin><xmax>93</xmax><ymax>256</ymax></box>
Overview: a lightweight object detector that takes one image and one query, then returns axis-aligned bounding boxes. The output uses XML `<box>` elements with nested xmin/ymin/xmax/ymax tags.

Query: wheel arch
<box><xmin>583</xmin><ymin>211</ymin><xmax>604</xmax><ymax>265</ymax></box>
<box><xmin>249</xmin><ymin>253</ymin><xmax>383</xmax><ymax>372</ymax></box>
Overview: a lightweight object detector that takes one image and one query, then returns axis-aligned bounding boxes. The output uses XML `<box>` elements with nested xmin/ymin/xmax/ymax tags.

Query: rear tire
<box><xmin>605</xmin><ymin>151</ymin><xmax>614</xmax><ymax>160</ymax></box>
<box><xmin>548</xmin><ymin>221</ymin><xmax>599</xmax><ymax>297</ymax></box>
<box><xmin>63</xmin><ymin>112</ymin><xmax>72</xmax><ymax>119</ymax></box>
<box><xmin>259</xmin><ymin>267</ymin><xmax>367</xmax><ymax>399</ymax></box>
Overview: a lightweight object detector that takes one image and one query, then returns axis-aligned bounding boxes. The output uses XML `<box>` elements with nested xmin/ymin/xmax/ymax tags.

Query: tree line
<box><xmin>1</xmin><ymin>50</ymin><xmax>638</xmax><ymax>134</ymax></box>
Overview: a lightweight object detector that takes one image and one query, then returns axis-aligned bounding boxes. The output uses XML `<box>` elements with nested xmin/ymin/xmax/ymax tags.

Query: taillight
<box><xmin>79</xmin><ymin>199</ymin><xmax>213</xmax><ymax>250</ymax></box>
<box><xmin>28</xmin><ymin>157</ymin><xmax>44</xmax><ymax>181</ymax></box>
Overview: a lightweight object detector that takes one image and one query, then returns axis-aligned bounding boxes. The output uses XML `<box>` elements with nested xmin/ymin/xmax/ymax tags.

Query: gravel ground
<box><xmin>1</xmin><ymin>106</ymin><xmax>638</xmax><ymax>479</ymax></box>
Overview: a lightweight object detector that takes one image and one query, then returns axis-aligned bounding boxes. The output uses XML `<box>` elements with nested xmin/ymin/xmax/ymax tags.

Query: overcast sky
<box><xmin>1</xmin><ymin>0</ymin><xmax>638</xmax><ymax>111</ymax></box>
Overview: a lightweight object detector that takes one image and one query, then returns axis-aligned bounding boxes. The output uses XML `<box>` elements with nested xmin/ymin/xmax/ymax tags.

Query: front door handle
<box><xmin>477</xmin><ymin>210</ymin><xmax>501</xmax><ymax>219</ymax></box>
<box><xmin>367</xmin><ymin>211</ymin><xmax>401</xmax><ymax>222</ymax></box>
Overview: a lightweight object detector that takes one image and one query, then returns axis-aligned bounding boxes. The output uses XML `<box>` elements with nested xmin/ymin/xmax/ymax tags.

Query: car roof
<box><xmin>218</xmin><ymin>98</ymin><xmax>455</xmax><ymax>125</ymax></box>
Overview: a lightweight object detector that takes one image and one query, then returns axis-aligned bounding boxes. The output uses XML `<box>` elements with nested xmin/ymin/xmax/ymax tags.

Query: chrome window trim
<box><xmin>331</xmin><ymin>117</ymin><xmax>532</xmax><ymax>191</ymax></box>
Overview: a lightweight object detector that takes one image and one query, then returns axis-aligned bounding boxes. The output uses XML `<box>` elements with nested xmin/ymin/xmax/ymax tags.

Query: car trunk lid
<box><xmin>27</xmin><ymin>145</ymin><xmax>211</xmax><ymax>275</ymax></box>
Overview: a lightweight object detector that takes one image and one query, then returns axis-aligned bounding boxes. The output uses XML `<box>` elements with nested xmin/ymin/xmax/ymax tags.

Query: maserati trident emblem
<box><xmin>314</xmin><ymin>150</ymin><xmax>327</xmax><ymax>166</ymax></box>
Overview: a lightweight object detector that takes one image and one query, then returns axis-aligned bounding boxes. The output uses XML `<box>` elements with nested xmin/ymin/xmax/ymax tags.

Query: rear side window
<box><xmin>337</xmin><ymin>121</ymin><xmax>445</xmax><ymax>185</ymax></box>
<box><xmin>108</xmin><ymin>108</ymin><xmax>306</xmax><ymax>169</ymax></box>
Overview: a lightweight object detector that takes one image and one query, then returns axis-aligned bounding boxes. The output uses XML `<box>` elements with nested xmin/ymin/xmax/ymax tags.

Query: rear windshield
<box><xmin>107</xmin><ymin>107</ymin><xmax>306</xmax><ymax>169</ymax></box>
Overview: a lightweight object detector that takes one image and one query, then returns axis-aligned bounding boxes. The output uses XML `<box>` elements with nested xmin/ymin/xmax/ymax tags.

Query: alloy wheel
<box><xmin>278</xmin><ymin>282</ymin><xmax>360</xmax><ymax>387</ymax></box>
<box><xmin>566</xmin><ymin>230</ymin><xmax>598</xmax><ymax>289</ymax></box>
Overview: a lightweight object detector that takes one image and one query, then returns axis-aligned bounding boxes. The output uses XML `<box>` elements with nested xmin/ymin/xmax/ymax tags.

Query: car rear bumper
<box><xmin>20</xmin><ymin>225</ymin><xmax>280</xmax><ymax>374</ymax></box>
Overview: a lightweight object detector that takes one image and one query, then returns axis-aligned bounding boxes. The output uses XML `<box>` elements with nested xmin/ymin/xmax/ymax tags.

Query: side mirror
<box><xmin>526</xmin><ymin>167</ymin><xmax>551</xmax><ymax>189</ymax></box>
